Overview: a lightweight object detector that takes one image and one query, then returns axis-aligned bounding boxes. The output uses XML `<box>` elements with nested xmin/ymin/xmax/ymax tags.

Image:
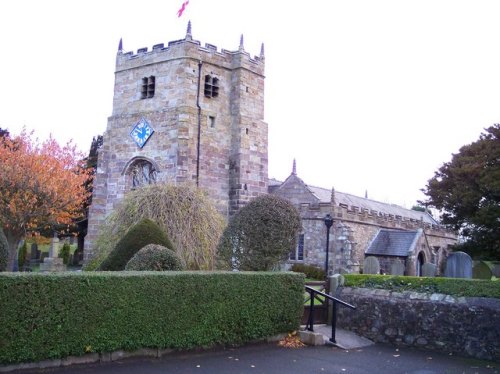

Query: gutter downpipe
<box><xmin>196</xmin><ymin>60</ymin><xmax>203</xmax><ymax>187</ymax></box>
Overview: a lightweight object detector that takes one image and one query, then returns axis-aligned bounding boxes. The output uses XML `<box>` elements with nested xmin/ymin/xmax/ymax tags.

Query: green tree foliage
<box><xmin>17</xmin><ymin>241</ymin><xmax>28</xmax><ymax>270</ymax></box>
<box><xmin>217</xmin><ymin>194</ymin><xmax>302</xmax><ymax>271</ymax></box>
<box><xmin>85</xmin><ymin>184</ymin><xmax>225</xmax><ymax>271</ymax></box>
<box><xmin>125</xmin><ymin>244</ymin><xmax>184</xmax><ymax>271</ymax></box>
<box><xmin>422</xmin><ymin>124</ymin><xmax>500</xmax><ymax>259</ymax></box>
<box><xmin>99</xmin><ymin>218</ymin><xmax>173</xmax><ymax>271</ymax></box>
<box><xmin>77</xmin><ymin>135</ymin><xmax>104</xmax><ymax>248</ymax></box>
<box><xmin>0</xmin><ymin>228</ymin><xmax>8</xmax><ymax>271</ymax></box>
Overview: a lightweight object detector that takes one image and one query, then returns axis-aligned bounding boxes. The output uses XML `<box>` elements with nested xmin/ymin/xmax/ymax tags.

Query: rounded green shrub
<box><xmin>125</xmin><ymin>244</ymin><xmax>184</xmax><ymax>271</ymax></box>
<box><xmin>217</xmin><ymin>194</ymin><xmax>302</xmax><ymax>271</ymax></box>
<box><xmin>99</xmin><ymin>218</ymin><xmax>174</xmax><ymax>271</ymax></box>
<box><xmin>0</xmin><ymin>228</ymin><xmax>8</xmax><ymax>272</ymax></box>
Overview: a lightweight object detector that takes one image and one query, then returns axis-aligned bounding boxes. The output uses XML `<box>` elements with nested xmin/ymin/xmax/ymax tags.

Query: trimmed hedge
<box><xmin>290</xmin><ymin>263</ymin><xmax>325</xmax><ymax>280</ymax></box>
<box><xmin>343</xmin><ymin>274</ymin><xmax>500</xmax><ymax>299</ymax></box>
<box><xmin>0</xmin><ymin>271</ymin><xmax>304</xmax><ymax>365</ymax></box>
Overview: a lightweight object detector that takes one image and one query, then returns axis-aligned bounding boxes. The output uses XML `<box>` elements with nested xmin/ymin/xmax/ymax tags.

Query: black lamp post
<box><xmin>324</xmin><ymin>214</ymin><xmax>334</xmax><ymax>279</ymax></box>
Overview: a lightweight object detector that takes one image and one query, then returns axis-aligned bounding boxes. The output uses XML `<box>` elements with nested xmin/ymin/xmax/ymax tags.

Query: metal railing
<box><xmin>304</xmin><ymin>285</ymin><xmax>356</xmax><ymax>344</ymax></box>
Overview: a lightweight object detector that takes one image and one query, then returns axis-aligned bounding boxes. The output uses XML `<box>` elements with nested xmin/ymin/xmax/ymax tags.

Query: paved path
<box><xmin>12</xmin><ymin>342</ymin><xmax>498</xmax><ymax>374</ymax></box>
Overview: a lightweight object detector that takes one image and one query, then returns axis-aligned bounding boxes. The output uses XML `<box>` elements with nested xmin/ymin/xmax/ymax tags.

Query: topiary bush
<box><xmin>125</xmin><ymin>244</ymin><xmax>184</xmax><ymax>271</ymax></box>
<box><xmin>99</xmin><ymin>218</ymin><xmax>174</xmax><ymax>271</ymax></box>
<box><xmin>217</xmin><ymin>194</ymin><xmax>302</xmax><ymax>271</ymax></box>
<box><xmin>85</xmin><ymin>184</ymin><xmax>225</xmax><ymax>271</ymax></box>
<box><xmin>0</xmin><ymin>228</ymin><xmax>8</xmax><ymax>272</ymax></box>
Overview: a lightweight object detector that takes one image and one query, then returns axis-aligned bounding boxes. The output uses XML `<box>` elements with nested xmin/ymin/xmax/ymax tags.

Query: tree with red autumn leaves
<box><xmin>0</xmin><ymin>129</ymin><xmax>91</xmax><ymax>270</ymax></box>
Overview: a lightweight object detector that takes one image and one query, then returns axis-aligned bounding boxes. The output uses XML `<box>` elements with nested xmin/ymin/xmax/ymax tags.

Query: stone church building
<box><xmin>84</xmin><ymin>24</ymin><xmax>457</xmax><ymax>274</ymax></box>
<box><xmin>271</xmin><ymin>164</ymin><xmax>457</xmax><ymax>276</ymax></box>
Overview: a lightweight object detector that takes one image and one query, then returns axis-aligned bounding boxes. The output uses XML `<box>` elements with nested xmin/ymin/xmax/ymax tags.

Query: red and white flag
<box><xmin>177</xmin><ymin>1</ymin><xmax>189</xmax><ymax>17</ymax></box>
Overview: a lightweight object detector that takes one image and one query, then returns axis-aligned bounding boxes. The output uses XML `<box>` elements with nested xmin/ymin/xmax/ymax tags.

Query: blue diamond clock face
<box><xmin>130</xmin><ymin>118</ymin><xmax>154</xmax><ymax>148</ymax></box>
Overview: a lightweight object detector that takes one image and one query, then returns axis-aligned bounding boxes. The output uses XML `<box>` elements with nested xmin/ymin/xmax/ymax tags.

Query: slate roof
<box><xmin>366</xmin><ymin>229</ymin><xmax>421</xmax><ymax>257</ymax></box>
<box><xmin>269</xmin><ymin>173</ymin><xmax>438</xmax><ymax>225</ymax></box>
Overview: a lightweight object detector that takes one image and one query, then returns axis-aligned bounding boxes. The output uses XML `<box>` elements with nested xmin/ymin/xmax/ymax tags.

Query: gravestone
<box><xmin>39</xmin><ymin>235</ymin><xmax>66</xmax><ymax>272</ymax></box>
<box><xmin>390</xmin><ymin>260</ymin><xmax>405</xmax><ymax>276</ymax></box>
<box><xmin>444</xmin><ymin>251</ymin><xmax>472</xmax><ymax>279</ymax></box>
<box><xmin>490</xmin><ymin>262</ymin><xmax>500</xmax><ymax>278</ymax></box>
<box><xmin>421</xmin><ymin>262</ymin><xmax>436</xmax><ymax>277</ymax></box>
<box><xmin>363</xmin><ymin>256</ymin><xmax>380</xmax><ymax>274</ymax></box>
<box><xmin>472</xmin><ymin>261</ymin><xmax>492</xmax><ymax>279</ymax></box>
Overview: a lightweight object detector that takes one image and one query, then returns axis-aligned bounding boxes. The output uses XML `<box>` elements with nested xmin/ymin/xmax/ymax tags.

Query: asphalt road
<box><xmin>11</xmin><ymin>342</ymin><xmax>498</xmax><ymax>374</ymax></box>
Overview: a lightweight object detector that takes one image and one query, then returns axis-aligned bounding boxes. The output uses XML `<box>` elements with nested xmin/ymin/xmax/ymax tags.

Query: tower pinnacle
<box><xmin>186</xmin><ymin>20</ymin><xmax>192</xmax><ymax>40</ymax></box>
<box><xmin>239</xmin><ymin>34</ymin><xmax>244</xmax><ymax>51</ymax></box>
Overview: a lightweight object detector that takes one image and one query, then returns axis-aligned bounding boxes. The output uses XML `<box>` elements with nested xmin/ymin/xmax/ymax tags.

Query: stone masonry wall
<box><xmin>295</xmin><ymin>202</ymin><xmax>456</xmax><ymax>275</ymax></box>
<box><xmin>337</xmin><ymin>287</ymin><xmax>500</xmax><ymax>361</ymax></box>
<box><xmin>84</xmin><ymin>32</ymin><xmax>267</xmax><ymax>262</ymax></box>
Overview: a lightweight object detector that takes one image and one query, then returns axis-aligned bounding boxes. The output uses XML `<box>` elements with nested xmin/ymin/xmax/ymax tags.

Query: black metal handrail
<box><xmin>304</xmin><ymin>285</ymin><xmax>355</xmax><ymax>344</ymax></box>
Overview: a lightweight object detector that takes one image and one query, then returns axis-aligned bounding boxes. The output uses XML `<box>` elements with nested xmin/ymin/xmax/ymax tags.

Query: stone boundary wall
<box><xmin>337</xmin><ymin>287</ymin><xmax>500</xmax><ymax>361</ymax></box>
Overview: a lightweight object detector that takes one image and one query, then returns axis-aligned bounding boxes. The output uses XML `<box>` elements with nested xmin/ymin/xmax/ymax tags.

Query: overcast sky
<box><xmin>1</xmin><ymin>0</ymin><xmax>499</xmax><ymax>209</ymax></box>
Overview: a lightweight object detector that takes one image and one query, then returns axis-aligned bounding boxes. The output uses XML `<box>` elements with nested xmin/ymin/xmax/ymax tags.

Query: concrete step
<box><xmin>300</xmin><ymin>325</ymin><xmax>374</xmax><ymax>350</ymax></box>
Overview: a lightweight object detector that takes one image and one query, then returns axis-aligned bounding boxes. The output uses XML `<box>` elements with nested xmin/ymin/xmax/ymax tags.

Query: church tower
<box><xmin>84</xmin><ymin>23</ymin><xmax>268</xmax><ymax>261</ymax></box>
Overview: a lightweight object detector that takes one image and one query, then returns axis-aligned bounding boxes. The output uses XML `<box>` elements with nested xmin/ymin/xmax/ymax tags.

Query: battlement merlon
<box><xmin>115</xmin><ymin>38</ymin><xmax>265</xmax><ymax>77</ymax></box>
<box><xmin>297</xmin><ymin>201</ymin><xmax>457</xmax><ymax>237</ymax></box>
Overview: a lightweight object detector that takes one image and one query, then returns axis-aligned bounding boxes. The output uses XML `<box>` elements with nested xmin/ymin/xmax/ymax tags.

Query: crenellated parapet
<box><xmin>297</xmin><ymin>200</ymin><xmax>455</xmax><ymax>237</ymax></box>
<box><xmin>115</xmin><ymin>22</ymin><xmax>265</xmax><ymax>76</ymax></box>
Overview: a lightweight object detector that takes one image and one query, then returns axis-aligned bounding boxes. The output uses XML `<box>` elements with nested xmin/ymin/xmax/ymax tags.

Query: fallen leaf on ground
<box><xmin>278</xmin><ymin>331</ymin><xmax>306</xmax><ymax>348</ymax></box>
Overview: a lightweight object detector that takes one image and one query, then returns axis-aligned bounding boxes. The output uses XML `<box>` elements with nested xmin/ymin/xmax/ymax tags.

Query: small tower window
<box><xmin>204</xmin><ymin>75</ymin><xmax>219</xmax><ymax>98</ymax></box>
<box><xmin>208</xmin><ymin>115</ymin><xmax>216</xmax><ymax>128</ymax></box>
<box><xmin>141</xmin><ymin>76</ymin><xmax>155</xmax><ymax>99</ymax></box>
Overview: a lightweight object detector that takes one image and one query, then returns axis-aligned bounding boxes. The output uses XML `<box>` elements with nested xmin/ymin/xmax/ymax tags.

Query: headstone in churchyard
<box><xmin>421</xmin><ymin>262</ymin><xmax>436</xmax><ymax>277</ymax></box>
<box><xmin>39</xmin><ymin>234</ymin><xmax>66</xmax><ymax>272</ymax></box>
<box><xmin>444</xmin><ymin>251</ymin><xmax>472</xmax><ymax>279</ymax></box>
<box><xmin>48</xmin><ymin>235</ymin><xmax>59</xmax><ymax>258</ymax></box>
<box><xmin>472</xmin><ymin>261</ymin><xmax>492</xmax><ymax>280</ymax></box>
<box><xmin>390</xmin><ymin>260</ymin><xmax>405</xmax><ymax>275</ymax></box>
<box><xmin>490</xmin><ymin>262</ymin><xmax>500</xmax><ymax>278</ymax></box>
<box><xmin>363</xmin><ymin>256</ymin><xmax>380</xmax><ymax>274</ymax></box>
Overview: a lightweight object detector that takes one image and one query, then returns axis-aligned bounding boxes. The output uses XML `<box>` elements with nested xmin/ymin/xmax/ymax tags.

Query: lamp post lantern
<box><xmin>324</xmin><ymin>213</ymin><xmax>334</xmax><ymax>279</ymax></box>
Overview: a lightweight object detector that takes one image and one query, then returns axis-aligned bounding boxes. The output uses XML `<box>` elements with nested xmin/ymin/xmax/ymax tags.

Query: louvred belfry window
<box><xmin>204</xmin><ymin>75</ymin><xmax>219</xmax><ymax>98</ymax></box>
<box><xmin>141</xmin><ymin>76</ymin><xmax>155</xmax><ymax>99</ymax></box>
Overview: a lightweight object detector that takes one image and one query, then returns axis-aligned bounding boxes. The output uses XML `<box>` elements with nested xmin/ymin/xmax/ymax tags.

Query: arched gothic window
<box><xmin>129</xmin><ymin>159</ymin><xmax>157</xmax><ymax>188</ymax></box>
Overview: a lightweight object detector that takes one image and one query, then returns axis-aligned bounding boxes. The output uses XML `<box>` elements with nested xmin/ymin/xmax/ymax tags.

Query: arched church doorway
<box><xmin>416</xmin><ymin>251</ymin><xmax>425</xmax><ymax>277</ymax></box>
